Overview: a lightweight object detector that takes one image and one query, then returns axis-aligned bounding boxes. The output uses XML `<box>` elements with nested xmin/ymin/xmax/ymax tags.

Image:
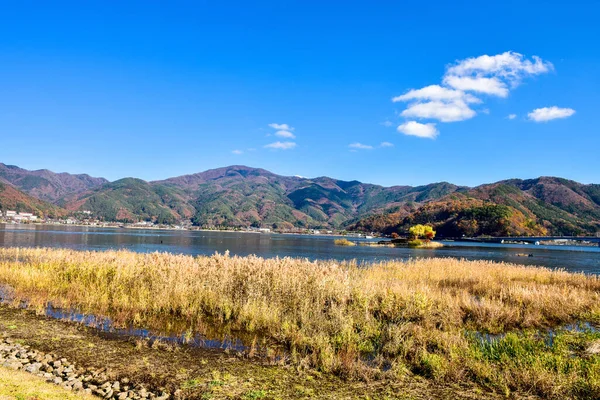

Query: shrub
<box><xmin>334</xmin><ymin>238</ymin><xmax>355</xmax><ymax>246</ymax></box>
<box><xmin>408</xmin><ymin>239</ymin><xmax>423</xmax><ymax>247</ymax></box>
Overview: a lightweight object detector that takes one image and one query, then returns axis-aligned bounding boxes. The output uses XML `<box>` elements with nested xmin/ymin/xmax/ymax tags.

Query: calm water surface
<box><xmin>1</xmin><ymin>224</ymin><xmax>599</xmax><ymax>274</ymax></box>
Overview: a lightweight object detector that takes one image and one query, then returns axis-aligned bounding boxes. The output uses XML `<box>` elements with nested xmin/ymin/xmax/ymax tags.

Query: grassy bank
<box><xmin>0</xmin><ymin>248</ymin><xmax>599</xmax><ymax>398</ymax></box>
<box><xmin>0</xmin><ymin>305</ymin><xmax>494</xmax><ymax>399</ymax></box>
<box><xmin>0</xmin><ymin>366</ymin><xmax>93</xmax><ymax>399</ymax></box>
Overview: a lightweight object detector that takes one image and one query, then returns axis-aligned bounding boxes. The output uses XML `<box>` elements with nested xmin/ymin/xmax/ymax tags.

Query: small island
<box><xmin>336</xmin><ymin>224</ymin><xmax>444</xmax><ymax>248</ymax></box>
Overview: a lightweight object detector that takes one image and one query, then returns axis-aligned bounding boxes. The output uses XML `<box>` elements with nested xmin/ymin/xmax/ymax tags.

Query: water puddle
<box><xmin>44</xmin><ymin>305</ymin><xmax>249</xmax><ymax>353</ymax></box>
<box><xmin>0</xmin><ymin>284</ymin><xmax>287</xmax><ymax>359</ymax></box>
<box><xmin>468</xmin><ymin>321</ymin><xmax>600</xmax><ymax>345</ymax></box>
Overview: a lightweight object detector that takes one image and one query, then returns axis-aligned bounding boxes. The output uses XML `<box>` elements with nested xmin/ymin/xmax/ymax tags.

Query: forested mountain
<box><xmin>0</xmin><ymin>181</ymin><xmax>65</xmax><ymax>218</ymax></box>
<box><xmin>62</xmin><ymin>166</ymin><xmax>458</xmax><ymax>228</ymax></box>
<box><xmin>63</xmin><ymin>178</ymin><xmax>196</xmax><ymax>225</ymax></box>
<box><xmin>154</xmin><ymin>166</ymin><xmax>461</xmax><ymax>229</ymax></box>
<box><xmin>2</xmin><ymin>162</ymin><xmax>599</xmax><ymax>235</ymax></box>
<box><xmin>350</xmin><ymin>177</ymin><xmax>600</xmax><ymax>236</ymax></box>
<box><xmin>0</xmin><ymin>163</ymin><xmax>107</xmax><ymax>203</ymax></box>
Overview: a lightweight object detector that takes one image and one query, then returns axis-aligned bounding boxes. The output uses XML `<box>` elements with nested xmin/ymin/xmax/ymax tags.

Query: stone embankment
<box><xmin>0</xmin><ymin>337</ymin><xmax>171</xmax><ymax>399</ymax></box>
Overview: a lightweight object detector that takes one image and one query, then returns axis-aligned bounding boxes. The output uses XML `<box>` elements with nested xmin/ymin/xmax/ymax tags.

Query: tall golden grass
<box><xmin>0</xmin><ymin>247</ymin><xmax>599</xmax><ymax>397</ymax></box>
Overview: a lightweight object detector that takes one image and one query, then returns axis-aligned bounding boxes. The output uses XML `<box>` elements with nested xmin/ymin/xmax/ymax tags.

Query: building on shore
<box><xmin>3</xmin><ymin>211</ymin><xmax>38</xmax><ymax>222</ymax></box>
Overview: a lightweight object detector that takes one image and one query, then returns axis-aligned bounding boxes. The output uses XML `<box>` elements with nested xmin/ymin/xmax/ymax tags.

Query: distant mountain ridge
<box><xmin>350</xmin><ymin>177</ymin><xmax>600</xmax><ymax>236</ymax></box>
<box><xmin>2</xmin><ymin>163</ymin><xmax>599</xmax><ymax>235</ymax></box>
<box><xmin>0</xmin><ymin>163</ymin><xmax>108</xmax><ymax>204</ymax></box>
<box><xmin>151</xmin><ymin>166</ymin><xmax>461</xmax><ymax>229</ymax></box>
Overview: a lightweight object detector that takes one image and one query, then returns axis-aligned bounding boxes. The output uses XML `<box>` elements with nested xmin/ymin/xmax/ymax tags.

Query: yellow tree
<box><xmin>409</xmin><ymin>224</ymin><xmax>436</xmax><ymax>242</ymax></box>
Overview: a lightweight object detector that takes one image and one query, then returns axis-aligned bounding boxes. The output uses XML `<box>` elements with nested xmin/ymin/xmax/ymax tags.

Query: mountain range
<box><xmin>1</xmin><ymin>162</ymin><xmax>599</xmax><ymax>236</ymax></box>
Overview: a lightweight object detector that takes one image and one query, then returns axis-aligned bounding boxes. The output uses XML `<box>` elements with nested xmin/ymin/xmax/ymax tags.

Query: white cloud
<box><xmin>232</xmin><ymin>149</ymin><xmax>243</xmax><ymax>155</ymax></box>
<box><xmin>397</xmin><ymin>121</ymin><xmax>439</xmax><ymax>139</ymax></box>
<box><xmin>264</xmin><ymin>124</ymin><xmax>297</xmax><ymax>149</ymax></box>
<box><xmin>380</xmin><ymin>142</ymin><xmax>394</xmax><ymax>147</ymax></box>
<box><xmin>380</xmin><ymin>120</ymin><xmax>393</xmax><ymax>127</ymax></box>
<box><xmin>391</xmin><ymin>52</ymin><xmax>554</xmax><ymax>133</ymax></box>
<box><xmin>443</xmin><ymin>76</ymin><xmax>509</xmax><ymax>97</ymax></box>
<box><xmin>348</xmin><ymin>142</ymin><xmax>374</xmax><ymax>150</ymax></box>
<box><xmin>268</xmin><ymin>123</ymin><xmax>294</xmax><ymax>131</ymax></box>
<box><xmin>401</xmin><ymin>100</ymin><xmax>476</xmax><ymax>122</ymax></box>
<box><xmin>392</xmin><ymin>85</ymin><xmax>479</xmax><ymax>103</ymax></box>
<box><xmin>264</xmin><ymin>141</ymin><xmax>297</xmax><ymax>150</ymax></box>
<box><xmin>527</xmin><ymin>106</ymin><xmax>575</xmax><ymax>122</ymax></box>
<box><xmin>507</xmin><ymin>114</ymin><xmax>517</xmax><ymax>120</ymax></box>
<box><xmin>446</xmin><ymin>51</ymin><xmax>553</xmax><ymax>81</ymax></box>
<box><xmin>275</xmin><ymin>130</ymin><xmax>296</xmax><ymax>139</ymax></box>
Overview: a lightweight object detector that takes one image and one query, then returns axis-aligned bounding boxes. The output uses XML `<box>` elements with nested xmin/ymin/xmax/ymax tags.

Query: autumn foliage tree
<box><xmin>409</xmin><ymin>224</ymin><xmax>436</xmax><ymax>242</ymax></box>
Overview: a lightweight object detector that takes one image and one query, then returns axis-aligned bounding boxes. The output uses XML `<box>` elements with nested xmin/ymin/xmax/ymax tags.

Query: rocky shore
<box><xmin>0</xmin><ymin>337</ymin><xmax>170</xmax><ymax>399</ymax></box>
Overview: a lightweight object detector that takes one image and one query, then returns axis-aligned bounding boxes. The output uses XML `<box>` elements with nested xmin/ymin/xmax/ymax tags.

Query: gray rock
<box><xmin>0</xmin><ymin>342</ymin><xmax>165</xmax><ymax>400</ymax></box>
<box><xmin>3</xmin><ymin>360</ymin><xmax>22</xmax><ymax>370</ymax></box>
<box><xmin>25</xmin><ymin>362</ymin><xmax>41</xmax><ymax>373</ymax></box>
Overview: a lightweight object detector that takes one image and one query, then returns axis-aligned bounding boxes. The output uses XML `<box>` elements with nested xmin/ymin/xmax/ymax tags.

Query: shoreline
<box><xmin>2</xmin><ymin>222</ymin><xmax>598</xmax><ymax>248</ymax></box>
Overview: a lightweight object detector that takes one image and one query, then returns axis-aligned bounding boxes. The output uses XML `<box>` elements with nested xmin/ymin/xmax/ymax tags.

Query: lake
<box><xmin>1</xmin><ymin>224</ymin><xmax>599</xmax><ymax>274</ymax></box>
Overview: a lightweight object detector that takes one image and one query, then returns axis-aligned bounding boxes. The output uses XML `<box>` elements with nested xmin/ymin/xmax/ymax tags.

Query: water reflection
<box><xmin>45</xmin><ymin>304</ymin><xmax>249</xmax><ymax>353</ymax></box>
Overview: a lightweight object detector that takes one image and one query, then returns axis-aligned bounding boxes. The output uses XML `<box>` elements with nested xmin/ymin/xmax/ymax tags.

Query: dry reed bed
<box><xmin>0</xmin><ymin>247</ymin><xmax>599</xmax><ymax>398</ymax></box>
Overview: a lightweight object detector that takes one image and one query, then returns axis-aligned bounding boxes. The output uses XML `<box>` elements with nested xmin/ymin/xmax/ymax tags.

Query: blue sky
<box><xmin>0</xmin><ymin>1</ymin><xmax>598</xmax><ymax>187</ymax></box>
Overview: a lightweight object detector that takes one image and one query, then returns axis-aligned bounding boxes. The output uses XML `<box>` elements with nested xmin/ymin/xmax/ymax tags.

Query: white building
<box><xmin>5</xmin><ymin>211</ymin><xmax>39</xmax><ymax>222</ymax></box>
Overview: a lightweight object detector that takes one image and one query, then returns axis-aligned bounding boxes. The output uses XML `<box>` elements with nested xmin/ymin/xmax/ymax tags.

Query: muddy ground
<box><xmin>0</xmin><ymin>305</ymin><xmax>523</xmax><ymax>400</ymax></box>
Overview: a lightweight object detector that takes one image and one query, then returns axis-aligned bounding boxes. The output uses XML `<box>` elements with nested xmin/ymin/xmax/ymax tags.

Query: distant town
<box><xmin>0</xmin><ymin>209</ymin><xmax>375</xmax><ymax>237</ymax></box>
